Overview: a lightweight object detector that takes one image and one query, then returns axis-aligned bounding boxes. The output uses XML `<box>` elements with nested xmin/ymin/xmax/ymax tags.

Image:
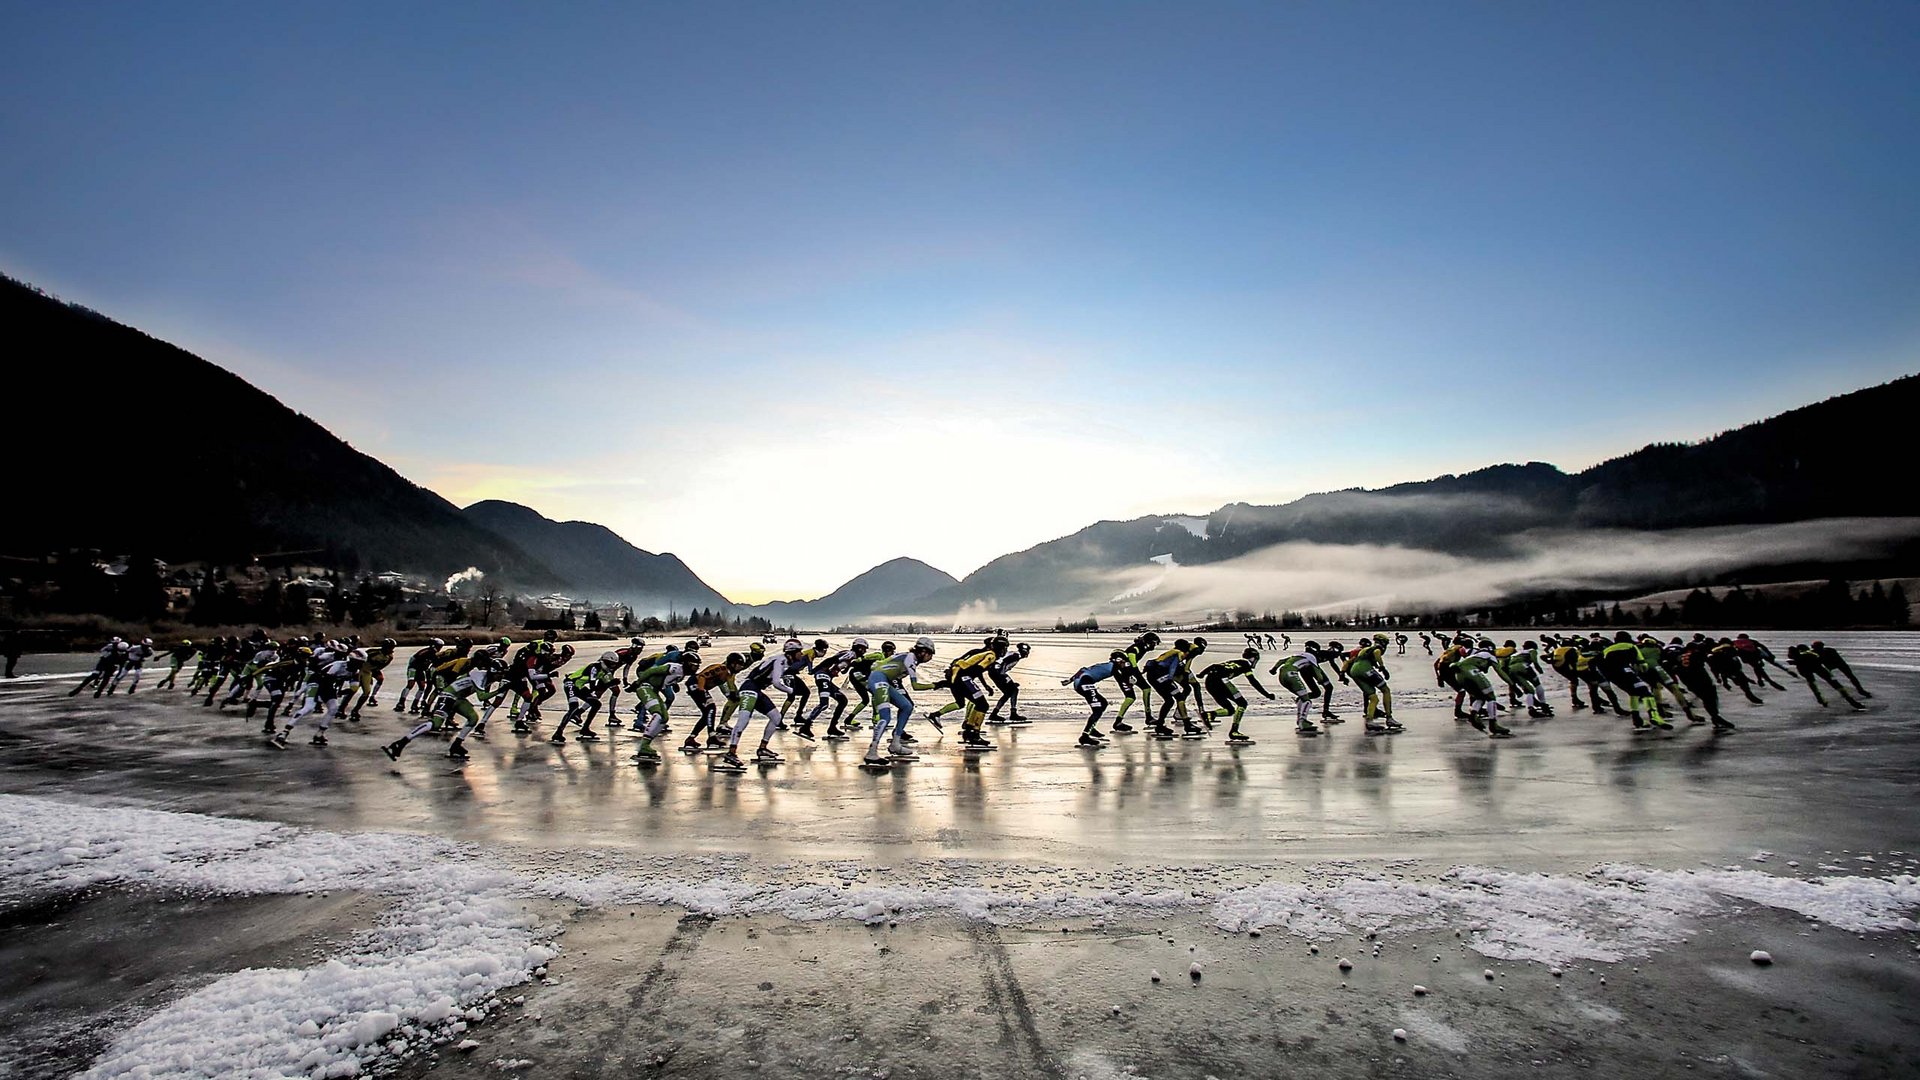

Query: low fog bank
<box><xmin>883</xmin><ymin>517</ymin><xmax>1920</xmax><ymax>627</ymax></box>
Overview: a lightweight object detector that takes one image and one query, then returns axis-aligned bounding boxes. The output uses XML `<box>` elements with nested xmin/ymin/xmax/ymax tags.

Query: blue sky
<box><xmin>3</xmin><ymin>1</ymin><xmax>1916</xmax><ymax>600</ymax></box>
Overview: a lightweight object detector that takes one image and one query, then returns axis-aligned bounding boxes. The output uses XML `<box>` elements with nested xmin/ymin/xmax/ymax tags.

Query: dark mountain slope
<box><xmin>461</xmin><ymin>500</ymin><xmax>730</xmax><ymax>612</ymax></box>
<box><xmin>0</xmin><ymin>275</ymin><xmax>552</xmax><ymax>581</ymax></box>
<box><xmin>750</xmin><ymin>557</ymin><xmax>958</xmax><ymax>625</ymax></box>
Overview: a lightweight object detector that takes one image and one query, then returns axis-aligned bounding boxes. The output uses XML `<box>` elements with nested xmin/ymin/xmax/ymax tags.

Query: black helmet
<box><xmin>1173</xmin><ymin>638</ymin><xmax>1191</xmax><ymax>651</ymax></box>
<box><xmin>880</xmin><ymin>640</ymin><xmax>897</xmax><ymax>655</ymax></box>
<box><xmin>814</xmin><ymin>638</ymin><xmax>829</xmax><ymax>652</ymax></box>
<box><xmin>1242</xmin><ymin>647</ymin><xmax>1258</xmax><ymax>661</ymax></box>
<box><xmin>725</xmin><ymin>652</ymin><xmax>745</xmax><ymax>666</ymax></box>
<box><xmin>680</xmin><ymin>651</ymin><xmax>701</xmax><ymax>669</ymax></box>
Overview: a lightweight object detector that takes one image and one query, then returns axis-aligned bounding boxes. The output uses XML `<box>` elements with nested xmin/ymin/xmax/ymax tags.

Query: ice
<box><xmin>8</xmin><ymin>790</ymin><xmax>1920</xmax><ymax>1077</ymax></box>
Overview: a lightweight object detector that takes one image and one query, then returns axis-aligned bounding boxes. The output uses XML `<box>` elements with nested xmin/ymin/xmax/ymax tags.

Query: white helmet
<box><xmin>784</xmin><ymin>638</ymin><xmax>803</xmax><ymax>653</ymax></box>
<box><xmin>349</xmin><ymin>648</ymin><xmax>369</xmax><ymax>661</ymax></box>
<box><xmin>914</xmin><ymin>636</ymin><xmax>937</xmax><ymax>654</ymax></box>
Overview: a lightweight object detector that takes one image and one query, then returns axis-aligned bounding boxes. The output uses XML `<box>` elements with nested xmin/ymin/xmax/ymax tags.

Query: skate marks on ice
<box><xmin>966</xmin><ymin>920</ymin><xmax>1064</xmax><ymax>1078</ymax></box>
<box><xmin>7</xmin><ymin>793</ymin><xmax>1920</xmax><ymax>1077</ymax></box>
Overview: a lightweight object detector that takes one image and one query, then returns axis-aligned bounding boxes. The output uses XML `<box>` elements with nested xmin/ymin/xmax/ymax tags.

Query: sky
<box><xmin>3</xmin><ymin>2</ymin><xmax>1916</xmax><ymax>602</ymax></box>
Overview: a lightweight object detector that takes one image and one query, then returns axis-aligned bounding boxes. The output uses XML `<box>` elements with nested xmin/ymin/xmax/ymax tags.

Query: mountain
<box><xmin>901</xmin><ymin>374</ymin><xmax>1920</xmax><ymax>618</ymax></box>
<box><xmin>461</xmin><ymin>500</ymin><xmax>730</xmax><ymax>613</ymax></box>
<box><xmin>750</xmin><ymin>557</ymin><xmax>958</xmax><ymax>626</ymax></box>
<box><xmin>0</xmin><ymin>275</ymin><xmax>554</xmax><ymax>582</ymax></box>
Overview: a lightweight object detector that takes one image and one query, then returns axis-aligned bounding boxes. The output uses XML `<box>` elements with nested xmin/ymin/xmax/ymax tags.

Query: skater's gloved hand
<box><xmin>932</xmin><ymin>679</ymin><xmax>951</xmax><ymax>689</ymax></box>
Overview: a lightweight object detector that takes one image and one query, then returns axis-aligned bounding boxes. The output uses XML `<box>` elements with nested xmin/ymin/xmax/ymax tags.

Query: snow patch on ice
<box><xmin>1065</xmin><ymin>1047</ymin><xmax>1144</xmax><ymax>1080</ymax></box>
<box><xmin>1208</xmin><ymin>865</ymin><xmax>1920</xmax><ymax>965</ymax></box>
<box><xmin>1399</xmin><ymin>1009</ymin><xmax>1469</xmax><ymax>1054</ymax></box>
<box><xmin>1</xmin><ymin>795</ymin><xmax>546</xmax><ymax>1080</ymax></box>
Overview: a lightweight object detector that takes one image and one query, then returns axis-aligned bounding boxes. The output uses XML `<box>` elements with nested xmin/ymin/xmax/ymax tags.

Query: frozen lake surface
<box><xmin>3</xmin><ymin>631</ymin><xmax>1918</xmax><ymax>1078</ymax></box>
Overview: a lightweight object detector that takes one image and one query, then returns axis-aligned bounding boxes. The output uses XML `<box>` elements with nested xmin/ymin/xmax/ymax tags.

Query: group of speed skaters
<box><xmin>63</xmin><ymin>625</ymin><xmax>1870</xmax><ymax>772</ymax></box>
